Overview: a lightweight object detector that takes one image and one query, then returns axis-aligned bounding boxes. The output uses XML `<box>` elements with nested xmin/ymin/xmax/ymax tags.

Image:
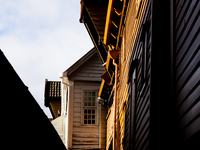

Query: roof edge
<box><xmin>64</xmin><ymin>47</ymin><xmax>96</xmax><ymax>76</ymax></box>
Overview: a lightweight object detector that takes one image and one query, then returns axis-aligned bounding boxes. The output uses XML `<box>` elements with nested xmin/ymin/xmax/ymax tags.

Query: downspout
<box><xmin>109</xmin><ymin>50</ymin><xmax>120</xmax><ymax>150</ymax></box>
<box><xmin>113</xmin><ymin>59</ymin><xmax>118</xmax><ymax>150</ymax></box>
<box><xmin>59</xmin><ymin>72</ymin><xmax>70</xmax><ymax>147</ymax></box>
<box><xmin>59</xmin><ymin>72</ymin><xmax>69</xmax><ymax>116</ymax></box>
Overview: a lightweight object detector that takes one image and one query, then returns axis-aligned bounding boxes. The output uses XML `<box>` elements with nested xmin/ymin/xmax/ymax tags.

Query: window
<box><xmin>82</xmin><ymin>91</ymin><xmax>97</xmax><ymax>125</ymax></box>
<box><xmin>142</xmin><ymin>31</ymin><xmax>147</xmax><ymax>82</ymax></box>
<box><xmin>140</xmin><ymin>22</ymin><xmax>149</xmax><ymax>96</ymax></box>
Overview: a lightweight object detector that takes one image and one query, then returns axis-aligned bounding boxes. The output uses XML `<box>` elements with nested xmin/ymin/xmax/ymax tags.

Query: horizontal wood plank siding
<box><xmin>122</xmin><ymin>0</ymin><xmax>151</xmax><ymax>150</ymax></box>
<box><xmin>72</xmin><ymin>81</ymin><xmax>106</xmax><ymax>149</ymax></box>
<box><xmin>69</xmin><ymin>53</ymin><xmax>105</xmax><ymax>81</ymax></box>
<box><xmin>174</xmin><ymin>0</ymin><xmax>200</xmax><ymax>142</ymax></box>
<box><xmin>51</xmin><ymin>116</ymin><xmax>65</xmax><ymax>143</ymax></box>
<box><xmin>67</xmin><ymin>50</ymin><xmax>106</xmax><ymax>149</ymax></box>
<box><xmin>134</xmin><ymin>2</ymin><xmax>151</xmax><ymax>149</ymax></box>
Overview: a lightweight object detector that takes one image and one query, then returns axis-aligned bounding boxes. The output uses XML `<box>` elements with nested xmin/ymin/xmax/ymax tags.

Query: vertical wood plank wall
<box><xmin>174</xmin><ymin>0</ymin><xmax>200</xmax><ymax>143</ymax></box>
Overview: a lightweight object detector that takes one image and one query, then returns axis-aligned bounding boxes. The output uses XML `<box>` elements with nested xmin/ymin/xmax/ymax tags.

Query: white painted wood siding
<box><xmin>66</xmin><ymin>51</ymin><xmax>107</xmax><ymax>149</ymax></box>
<box><xmin>72</xmin><ymin>81</ymin><xmax>101</xmax><ymax>149</ymax></box>
<box><xmin>51</xmin><ymin>115</ymin><xmax>66</xmax><ymax>144</ymax></box>
<box><xmin>68</xmin><ymin>53</ymin><xmax>105</xmax><ymax>81</ymax></box>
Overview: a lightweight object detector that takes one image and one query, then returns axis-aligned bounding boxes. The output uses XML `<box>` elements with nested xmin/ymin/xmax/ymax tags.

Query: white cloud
<box><xmin>0</xmin><ymin>0</ymin><xmax>93</xmax><ymax>118</ymax></box>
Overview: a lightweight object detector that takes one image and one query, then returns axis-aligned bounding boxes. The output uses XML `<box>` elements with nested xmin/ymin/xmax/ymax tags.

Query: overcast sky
<box><xmin>0</xmin><ymin>0</ymin><xmax>93</xmax><ymax>117</ymax></box>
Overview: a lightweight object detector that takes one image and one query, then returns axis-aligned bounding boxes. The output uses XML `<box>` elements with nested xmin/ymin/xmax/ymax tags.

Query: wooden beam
<box><xmin>83</xmin><ymin>6</ymin><xmax>107</xmax><ymax>64</ymax></box>
<box><xmin>109</xmin><ymin>50</ymin><xmax>120</xmax><ymax>60</ymax></box>
<box><xmin>103</xmin><ymin>0</ymin><xmax>114</xmax><ymax>45</ymax></box>
<box><xmin>101</xmin><ymin>71</ymin><xmax>111</xmax><ymax>84</ymax></box>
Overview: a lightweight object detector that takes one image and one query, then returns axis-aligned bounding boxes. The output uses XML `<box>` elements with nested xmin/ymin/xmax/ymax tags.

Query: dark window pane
<box><xmin>92</xmin><ymin>120</ymin><xmax>95</xmax><ymax>124</ymax></box>
<box><xmin>92</xmin><ymin>97</ymin><xmax>95</xmax><ymax>101</ymax></box>
<box><xmin>92</xmin><ymin>102</ymin><xmax>95</xmax><ymax>106</ymax></box>
<box><xmin>88</xmin><ymin>97</ymin><xmax>91</xmax><ymax>101</ymax></box>
<box><xmin>92</xmin><ymin>92</ymin><xmax>95</xmax><ymax>96</ymax></box>
<box><xmin>92</xmin><ymin>110</ymin><xmax>95</xmax><ymax>114</ymax></box>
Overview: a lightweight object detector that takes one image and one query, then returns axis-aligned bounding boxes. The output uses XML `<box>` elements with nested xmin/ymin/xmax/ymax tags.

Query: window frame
<box><xmin>140</xmin><ymin>23</ymin><xmax>149</xmax><ymax>97</ymax></box>
<box><xmin>81</xmin><ymin>89</ymin><xmax>98</xmax><ymax>126</ymax></box>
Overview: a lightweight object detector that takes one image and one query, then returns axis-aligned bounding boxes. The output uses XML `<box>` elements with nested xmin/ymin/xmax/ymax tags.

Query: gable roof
<box><xmin>80</xmin><ymin>0</ymin><xmax>108</xmax><ymax>64</ymax></box>
<box><xmin>65</xmin><ymin>47</ymin><xmax>98</xmax><ymax>77</ymax></box>
<box><xmin>64</xmin><ymin>47</ymin><xmax>105</xmax><ymax>82</ymax></box>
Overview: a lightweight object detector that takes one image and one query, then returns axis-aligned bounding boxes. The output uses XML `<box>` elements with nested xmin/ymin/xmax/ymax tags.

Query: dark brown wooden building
<box><xmin>80</xmin><ymin>0</ymin><xmax>200</xmax><ymax>150</ymax></box>
<box><xmin>44</xmin><ymin>80</ymin><xmax>61</xmax><ymax>119</ymax></box>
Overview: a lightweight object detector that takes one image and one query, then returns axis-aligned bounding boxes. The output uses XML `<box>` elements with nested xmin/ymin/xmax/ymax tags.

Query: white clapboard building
<box><xmin>47</xmin><ymin>48</ymin><xmax>107</xmax><ymax>149</ymax></box>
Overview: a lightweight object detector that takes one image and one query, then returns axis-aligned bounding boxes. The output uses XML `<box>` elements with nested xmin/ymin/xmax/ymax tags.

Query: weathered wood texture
<box><xmin>100</xmin><ymin>105</ymin><xmax>107</xmax><ymax>149</ymax></box>
<box><xmin>49</xmin><ymin>100</ymin><xmax>61</xmax><ymax>118</ymax></box>
<box><xmin>106</xmin><ymin>106</ymin><xmax>114</xmax><ymax>150</ymax></box>
<box><xmin>44</xmin><ymin>81</ymin><xmax>61</xmax><ymax>118</ymax></box>
<box><xmin>69</xmin><ymin>53</ymin><xmax>105</xmax><ymax>82</ymax></box>
<box><xmin>72</xmin><ymin>81</ymin><xmax>106</xmax><ymax>149</ymax></box>
<box><xmin>51</xmin><ymin>115</ymin><xmax>66</xmax><ymax>143</ymax></box>
<box><xmin>65</xmin><ymin>48</ymin><xmax>106</xmax><ymax>149</ymax></box>
<box><xmin>174</xmin><ymin>0</ymin><xmax>200</xmax><ymax>143</ymax></box>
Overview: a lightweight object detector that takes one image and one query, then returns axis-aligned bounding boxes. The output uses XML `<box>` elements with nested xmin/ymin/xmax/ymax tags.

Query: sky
<box><xmin>0</xmin><ymin>0</ymin><xmax>93</xmax><ymax>118</ymax></box>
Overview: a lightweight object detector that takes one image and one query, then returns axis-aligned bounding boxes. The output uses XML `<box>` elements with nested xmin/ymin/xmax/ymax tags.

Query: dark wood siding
<box><xmin>134</xmin><ymin>4</ymin><xmax>151</xmax><ymax>150</ymax></box>
<box><xmin>44</xmin><ymin>81</ymin><xmax>61</xmax><ymax>119</ymax></box>
<box><xmin>174</xmin><ymin>0</ymin><xmax>200</xmax><ymax>143</ymax></box>
<box><xmin>127</xmin><ymin>2</ymin><xmax>151</xmax><ymax>149</ymax></box>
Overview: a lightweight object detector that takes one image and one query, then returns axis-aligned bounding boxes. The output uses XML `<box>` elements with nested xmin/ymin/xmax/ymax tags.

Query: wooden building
<box><xmin>63</xmin><ymin>47</ymin><xmax>107</xmax><ymax>149</ymax></box>
<box><xmin>46</xmin><ymin>48</ymin><xmax>107</xmax><ymax>149</ymax></box>
<box><xmin>80</xmin><ymin>0</ymin><xmax>200</xmax><ymax>150</ymax></box>
<box><xmin>44</xmin><ymin>80</ymin><xmax>61</xmax><ymax>119</ymax></box>
<box><xmin>44</xmin><ymin>80</ymin><xmax>66</xmax><ymax>143</ymax></box>
<box><xmin>0</xmin><ymin>50</ymin><xmax>66</xmax><ymax>150</ymax></box>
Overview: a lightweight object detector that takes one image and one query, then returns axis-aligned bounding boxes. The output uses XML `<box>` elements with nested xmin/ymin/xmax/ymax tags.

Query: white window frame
<box><xmin>81</xmin><ymin>89</ymin><xmax>98</xmax><ymax>126</ymax></box>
